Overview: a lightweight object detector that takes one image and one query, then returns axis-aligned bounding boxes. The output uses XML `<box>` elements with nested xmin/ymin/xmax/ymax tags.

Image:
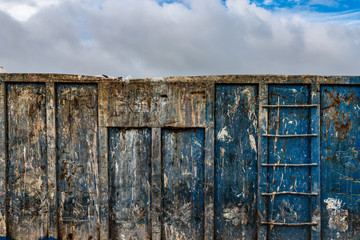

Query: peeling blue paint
<box><xmin>215</xmin><ymin>85</ymin><xmax>258</xmax><ymax>239</ymax></box>
<box><xmin>321</xmin><ymin>85</ymin><xmax>360</xmax><ymax>239</ymax></box>
<box><xmin>0</xmin><ymin>75</ymin><xmax>359</xmax><ymax>239</ymax></box>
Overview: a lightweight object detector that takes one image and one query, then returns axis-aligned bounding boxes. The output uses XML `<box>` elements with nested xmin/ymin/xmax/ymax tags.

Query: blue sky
<box><xmin>159</xmin><ymin>0</ymin><xmax>360</xmax><ymax>12</ymax></box>
<box><xmin>250</xmin><ymin>0</ymin><xmax>360</xmax><ymax>24</ymax></box>
<box><xmin>250</xmin><ymin>0</ymin><xmax>360</xmax><ymax>12</ymax></box>
<box><xmin>158</xmin><ymin>0</ymin><xmax>360</xmax><ymax>25</ymax></box>
<box><xmin>0</xmin><ymin>0</ymin><xmax>360</xmax><ymax>77</ymax></box>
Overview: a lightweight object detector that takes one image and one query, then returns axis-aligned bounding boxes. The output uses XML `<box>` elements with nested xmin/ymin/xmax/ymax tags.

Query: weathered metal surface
<box><xmin>161</xmin><ymin>128</ymin><xmax>205</xmax><ymax>239</ymax></box>
<box><xmin>214</xmin><ymin>85</ymin><xmax>258</xmax><ymax>239</ymax></box>
<box><xmin>151</xmin><ymin>128</ymin><xmax>162</xmax><ymax>240</ymax></box>
<box><xmin>0</xmin><ymin>81</ymin><xmax>6</xmax><ymax>236</ymax></box>
<box><xmin>108</xmin><ymin>128</ymin><xmax>151</xmax><ymax>240</ymax></box>
<box><xmin>7</xmin><ymin>83</ymin><xmax>47</xmax><ymax>239</ymax></box>
<box><xmin>100</xmin><ymin>82</ymin><xmax>207</xmax><ymax>127</ymax></box>
<box><xmin>321</xmin><ymin>85</ymin><xmax>360</xmax><ymax>240</ymax></box>
<box><xmin>266</xmin><ymin>85</ymin><xmax>313</xmax><ymax>239</ymax></box>
<box><xmin>0</xmin><ymin>73</ymin><xmax>359</xmax><ymax>239</ymax></box>
<box><xmin>46</xmin><ymin>82</ymin><xmax>58</xmax><ymax>238</ymax></box>
<box><xmin>56</xmin><ymin>84</ymin><xmax>100</xmax><ymax>239</ymax></box>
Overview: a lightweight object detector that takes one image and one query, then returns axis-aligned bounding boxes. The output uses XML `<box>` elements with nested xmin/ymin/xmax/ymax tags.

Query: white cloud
<box><xmin>263</xmin><ymin>0</ymin><xmax>273</xmax><ymax>5</ymax></box>
<box><xmin>0</xmin><ymin>0</ymin><xmax>60</xmax><ymax>21</ymax></box>
<box><xmin>309</xmin><ymin>0</ymin><xmax>338</xmax><ymax>7</ymax></box>
<box><xmin>0</xmin><ymin>0</ymin><xmax>359</xmax><ymax>77</ymax></box>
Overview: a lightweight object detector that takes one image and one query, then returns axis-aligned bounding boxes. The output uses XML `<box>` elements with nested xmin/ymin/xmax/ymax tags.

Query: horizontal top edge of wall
<box><xmin>0</xmin><ymin>73</ymin><xmax>360</xmax><ymax>84</ymax></box>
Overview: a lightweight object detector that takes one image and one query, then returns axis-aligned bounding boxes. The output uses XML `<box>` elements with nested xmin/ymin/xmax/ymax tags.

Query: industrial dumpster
<box><xmin>0</xmin><ymin>74</ymin><xmax>359</xmax><ymax>240</ymax></box>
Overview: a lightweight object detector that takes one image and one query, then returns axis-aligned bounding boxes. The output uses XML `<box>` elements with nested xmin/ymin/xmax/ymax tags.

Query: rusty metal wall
<box><xmin>0</xmin><ymin>74</ymin><xmax>359</xmax><ymax>240</ymax></box>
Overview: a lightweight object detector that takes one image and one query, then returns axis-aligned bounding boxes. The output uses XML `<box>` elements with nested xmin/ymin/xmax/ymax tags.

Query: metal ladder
<box><xmin>258</xmin><ymin>83</ymin><xmax>321</xmax><ymax>240</ymax></box>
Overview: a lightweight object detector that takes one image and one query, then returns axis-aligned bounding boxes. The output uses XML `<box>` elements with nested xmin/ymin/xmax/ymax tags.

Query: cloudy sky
<box><xmin>0</xmin><ymin>0</ymin><xmax>359</xmax><ymax>78</ymax></box>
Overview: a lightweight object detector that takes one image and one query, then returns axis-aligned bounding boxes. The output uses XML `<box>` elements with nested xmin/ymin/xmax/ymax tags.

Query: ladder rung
<box><xmin>262</xmin><ymin>163</ymin><xmax>318</xmax><ymax>167</ymax></box>
<box><xmin>261</xmin><ymin>191</ymin><xmax>318</xmax><ymax>196</ymax></box>
<box><xmin>262</xmin><ymin>104</ymin><xmax>318</xmax><ymax>108</ymax></box>
<box><xmin>61</xmin><ymin>219</ymin><xmax>90</xmax><ymax>222</ymax></box>
<box><xmin>263</xmin><ymin>134</ymin><xmax>317</xmax><ymax>138</ymax></box>
<box><xmin>261</xmin><ymin>222</ymin><xmax>318</xmax><ymax>226</ymax></box>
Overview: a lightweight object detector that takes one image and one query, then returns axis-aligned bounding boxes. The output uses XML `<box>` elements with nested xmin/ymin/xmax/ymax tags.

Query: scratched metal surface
<box><xmin>161</xmin><ymin>128</ymin><xmax>205</xmax><ymax>240</ymax></box>
<box><xmin>267</xmin><ymin>85</ymin><xmax>312</xmax><ymax>239</ymax></box>
<box><xmin>320</xmin><ymin>86</ymin><xmax>360</xmax><ymax>240</ymax></box>
<box><xmin>214</xmin><ymin>85</ymin><xmax>258</xmax><ymax>239</ymax></box>
<box><xmin>56</xmin><ymin>84</ymin><xmax>100</xmax><ymax>239</ymax></box>
<box><xmin>0</xmin><ymin>74</ymin><xmax>359</xmax><ymax>239</ymax></box>
<box><xmin>7</xmin><ymin>83</ymin><xmax>47</xmax><ymax>239</ymax></box>
<box><xmin>108</xmin><ymin>128</ymin><xmax>152</xmax><ymax>240</ymax></box>
<box><xmin>99</xmin><ymin>82</ymin><xmax>207</xmax><ymax>128</ymax></box>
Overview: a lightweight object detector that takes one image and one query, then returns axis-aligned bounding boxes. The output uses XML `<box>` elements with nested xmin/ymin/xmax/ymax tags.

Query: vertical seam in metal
<box><xmin>310</xmin><ymin>82</ymin><xmax>321</xmax><ymax>240</ymax></box>
<box><xmin>2</xmin><ymin>81</ymin><xmax>8</xmax><ymax>237</ymax></box>
<box><xmin>106</xmin><ymin>127</ymin><xmax>111</xmax><ymax>240</ymax></box>
<box><xmin>258</xmin><ymin>82</ymin><xmax>268</xmax><ymax>240</ymax></box>
<box><xmin>96</xmin><ymin>82</ymin><xmax>101</xmax><ymax>240</ymax></box>
<box><xmin>151</xmin><ymin>127</ymin><xmax>161</xmax><ymax>240</ymax></box>
<box><xmin>46</xmin><ymin>81</ymin><xmax>57</xmax><ymax>238</ymax></box>
<box><xmin>205</xmin><ymin>82</ymin><xmax>214</xmax><ymax>240</ymax></box>
<box><xmin>99</xmin><ymin>82</ymin><xmax>109</xmax><ymax>240</ymax></box>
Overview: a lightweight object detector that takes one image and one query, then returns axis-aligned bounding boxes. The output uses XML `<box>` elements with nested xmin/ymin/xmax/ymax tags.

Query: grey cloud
<box><xmin>0</xmin><ymin>0</ymin><xmax>359</xmax><ymax>78</ymax></box>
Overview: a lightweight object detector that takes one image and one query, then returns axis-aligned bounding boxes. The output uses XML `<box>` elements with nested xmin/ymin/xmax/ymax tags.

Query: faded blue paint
<box><xmin>56</xmin><ymin>84</ymin><xmax>99</xmax><ymax>239</ymax></box>
<box><xmin>6</xmin><ymin>83</ymin><xmax>48</xmax><ymax>238</ymax></box>
<box><xmin>214</xmin><ymin>85</ymin><xmax>258</xmax><ymax>239</ymax></box>
<box><xmin>2</xmin><ymin>77</ymin><xmax>360</xmax><ymax>239</ymax></box>
<box><xmin>161</xmin><ymin>128</ymin><xmax>205</xmax><ymax>239</ymax></box>
<box><xmin>321</xmin><ymin>85</ymin><xmax>360</xmax><ymax>239</ymax></box>
<box><xmin>267</xmin><ymin>85</ymin><xmax>313</xmax><ymax>239</ymax></box>
<box><xmin>108</xmin><ymin>128</ymin><xmax>152</xmax><ymax>239</ymax></box>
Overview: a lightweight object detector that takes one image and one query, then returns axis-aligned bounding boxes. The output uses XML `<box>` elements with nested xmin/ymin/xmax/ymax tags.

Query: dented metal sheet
<box><xmin>0</xmin><ymin>74</ymin><xmax>358</xmax><ymax>239</ymax></box>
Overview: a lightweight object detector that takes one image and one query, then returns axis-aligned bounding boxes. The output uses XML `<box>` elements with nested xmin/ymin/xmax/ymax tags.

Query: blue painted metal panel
<box><xmin>161</xmin><ymin>128</ymin><xmax>205</xmax><ymax>239</ymax></box>
<box><xmin>108</xmin><ymin>128</ymin><xmax>152</xmax><ymax>239</ymax></box>
<box><xmin>267</xmin><ymin>85</ymin><xmax>313</xmax><ymax>239</ymax></box>
<box><xmin>3</xmin><ymin>75</ymin><xmax>360</xmax><ymax>239</ymax></box>
<box><xmin>321</xmin><ymin>86</ymin><xmax>360</xmax><ymax>240</ymax></box>
<box><xmin>215</xmin><ymin>85</ymin><xmax>258</xmax><ymax>239</ymax></box>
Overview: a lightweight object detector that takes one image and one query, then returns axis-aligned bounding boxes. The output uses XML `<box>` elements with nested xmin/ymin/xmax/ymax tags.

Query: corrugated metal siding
<box><xmin>0</xmin><ymin>74</ymin><xmax>359</xmax><ymax>239</ymax></box>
